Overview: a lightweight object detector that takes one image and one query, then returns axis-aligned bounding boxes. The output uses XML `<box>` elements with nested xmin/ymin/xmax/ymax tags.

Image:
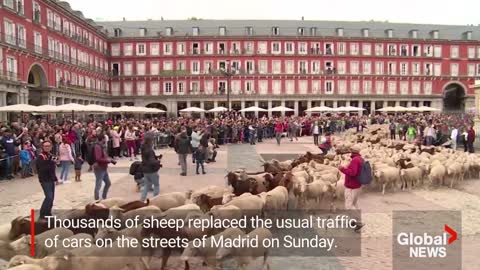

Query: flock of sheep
<box><xmin>1</xmin><ymin>124</ymin><xmax>479</xmax><ymax>270</ymax></box>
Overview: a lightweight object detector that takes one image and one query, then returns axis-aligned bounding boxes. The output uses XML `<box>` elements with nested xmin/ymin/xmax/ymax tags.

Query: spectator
<box><xmin>450</xmin><ymin>126</ymin><xmax>458</xmax><ymax>151</ymax></box>
<box><xmin>93</xmin><ymin>133</ymin><xmax>115</xmax><ymax>200</ymax></box>
<box><xmin>140</xmin><ymin>134</ymin><xmax>160</xmax><ymax>201</ymax></box>
<box><xmin>175</xmin><ymin>128</ymin><xmax>191</xmax><ymax>176</ymax></box>
<box><xmin>467</xmin><ymin>125</ymin><xmax>475</xmax><ymax>153</ymax></box>
<box><xmin>275</xmin><ymin>120</ymin><xmax>283</xmax><ymax>146</ymax></box>
<box><xmin>36</xmin><ymin>141</ymin><xmax>57</xmax><ymax>219</ymax></box>
<box><xmin>74</xmin><ymin>153</ymin><xmax>84</xmax><ymax>182</ymax></box>
<box><xmin>58</xmin><ymin>137</ymin><xmax>74</xmax><ymax>184</ymax></box>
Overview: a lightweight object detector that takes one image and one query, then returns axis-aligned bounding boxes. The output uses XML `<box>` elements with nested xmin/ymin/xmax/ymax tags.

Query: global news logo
<box><xmin>396</xmin><ymin>225</ymin><xmax>458</xmax><ymax>258</ymax></box>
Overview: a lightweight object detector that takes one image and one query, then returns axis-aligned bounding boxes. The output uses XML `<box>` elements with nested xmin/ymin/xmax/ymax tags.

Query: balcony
<box><xmin>58</xmin><ymin>80</ymin><xmax>109</xmax><ymax>98</ymax></box>
<box><xmin>0</xmin><ymin>71</ymin><xmax>20</xmax><ymax>83</ymax></box>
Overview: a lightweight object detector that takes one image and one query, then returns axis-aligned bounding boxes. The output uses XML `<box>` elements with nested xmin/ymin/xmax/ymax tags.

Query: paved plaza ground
<box><xmin>0</xmin><ymin>136</ymin><xmax>479</xmax><ymax>269</ymax></box>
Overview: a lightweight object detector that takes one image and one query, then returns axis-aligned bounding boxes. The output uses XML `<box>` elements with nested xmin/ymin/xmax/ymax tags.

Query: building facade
<box><xmin>2</xmin><ymin>2</ymin><xmax>480</xmax><ymax>117</ymax></box>
<box><xmin>0</xmin><ymin>0</ymin><xmax>110</xmax><ymax>121</ymax></box>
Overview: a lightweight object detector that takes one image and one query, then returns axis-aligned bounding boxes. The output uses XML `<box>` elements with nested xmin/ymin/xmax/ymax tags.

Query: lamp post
<box><xmin>221</xmin><ymin>60</ymin><xmax>233</xmax><ymax>111</ymax></box>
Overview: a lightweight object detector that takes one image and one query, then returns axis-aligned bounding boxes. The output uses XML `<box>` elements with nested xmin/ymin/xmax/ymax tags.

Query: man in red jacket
<box><xmin>467</xmin><ymin>125</ymin><xmax>475</xmax><ymax>153</ymax></box>
<box><xmin>338</xmin><ymin>145</ymin><xmax>364</xmax><ymax>232</ymax></box>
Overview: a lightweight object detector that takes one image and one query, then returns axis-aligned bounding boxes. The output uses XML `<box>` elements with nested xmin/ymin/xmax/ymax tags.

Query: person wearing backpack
<box><xmin>93</xmin><ymin>133</ymin><xmax>116</xmax><ymax>200</ymax></box>
<box><xmin>338</xmin><ymin>145</ymin><xmax>365</xmax><ymax>232</ymax></box>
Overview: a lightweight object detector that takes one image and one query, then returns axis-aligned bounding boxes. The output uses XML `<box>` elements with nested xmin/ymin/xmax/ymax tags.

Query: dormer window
<box><xmin>362</xmin><ymin>28</ymin><xmax>369</xmax><ymax>37</ymax></box>
<box><xmin>219</xmin><ymin>27</ymin><xmax>226</xmax><ymax>36</ymax></box>
<box><xmin>410</xmin><ymin>30</ymin><xmax>418</xmax><ymax>39</ymax></box>
<box><xmin>245</xmin><ymin>26</ymin><xmax>254</xmax><ymax>36</ymax></box>
<box><xmin>430</xmin><ymin>30</ymin><xmax>439</xmax><ymax>39</ymax></box>
<box><xmin>139</xmin><ymin>28</ymin><xmax>147</xmax><ymax>37</ymax></box>
<box><xmin>298</xmin><ymin>27</ymin><xmax>305</xmax><ymax>36</ymax></box>
<box><xmin>336</xmin><ymin>28</ymin><xmax>344</xmax><ymax>37</ymax></box>
<box><xmin>165</xmin><ymin>27</ymin><xmax>173</xmax><ymax>36</ymax></box>
<box><xmin>310</xmin><ymin>27</ymin><xmax>317</xmax><ymax>36</ymax></box>
<box><xmin>272</xmin><ymin>27</ymin><xmax>280</xmax><ymax>36</ymax></box>
<box><xmin>192</xmin><ymin>27</ymin><xmax>199</xmax><ymax>36</ymax></box>
<box><xmin>464</xmin><ymin>31</ymin><xmax>472</xmax><ymax>40</ymax></box>
<box><xmin>386</xmin><ymin>29</ymin><xmax>393</xmax><ymax>38</ymax></box>
<box><xmin>114</xmin><ymin>28</ymin><xmax>122</xmax><ymax>37</ymax></box>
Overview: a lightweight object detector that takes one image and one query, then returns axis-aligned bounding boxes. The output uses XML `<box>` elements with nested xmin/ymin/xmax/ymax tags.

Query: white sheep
<box><xmin>6</xmin><ymin>264</ymin><xmax>44</xmax><ymax>270</ymax></box>
<box><xmin>161</xmin><ymin>204</ymin><xmax>203</xmax><ymax>220</ymax></box>
<box><xmin>374</xmin><ymin>167</ymin><xmax>401</xmax><ymax>195</ymax></box>
<box><xmin>0</xmin><ymin>223</ymin><xmax>11</xmax><ymax>243</ymax></box>
<box><xmin>149</xmin><ymin>191</ymin><xmax>190</xmax><ymax>211</ymax></box>
<box><xmin>305</xmin><ymin>180</ymin><xmax>336</xmax><ymax>211</ymax></box>
<box><xmin>95</xmin><ymin>197</ymin><xmax>127</xmax><ymax>208</ymax></box>
<box><xmin>257</xmin><ymin>186</ymin><xmax>289</xmax><ymax>211</ymax></box>
<box><xmin>208</xmin><ymin>205</ymin><xmax>243</xmax><ymax>222</ymax></box>
<box><xmin>223</xmin><ymin>194</ymin><xmax>265</xmax><ymax>218</ymax></box>
<box><xmin>400</xmin><ymin>167</ymin><xmax>423</xmax><ymax>189</ymax></box>
<box><xmin>216</xmin><ymin>227</ymin><xmax>272</xmax><ymax>270</ymax></box>
<box><xmin>446</xmin><ymin>163</ymin><xmax>463</xmax><ymax>188</ymax></box>
<box><xmin>428</xmin><ymin>165</ymin><xmax>447</xmax><ymax>186</ymax></box>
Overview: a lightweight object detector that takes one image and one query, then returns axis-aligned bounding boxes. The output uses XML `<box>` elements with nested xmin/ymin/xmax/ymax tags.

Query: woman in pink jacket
<box><xmin>58</xmin><ymin>136</ymin><xmax>74</xmax><ymax>184</ymax></box>
<box><xmin>110</xmin><ymin>127</ymin><xmax>122</xmax><ymax>159</ymax></box>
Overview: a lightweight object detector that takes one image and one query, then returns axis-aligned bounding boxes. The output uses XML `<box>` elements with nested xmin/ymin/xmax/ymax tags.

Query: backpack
<box><xmin>358</xmin><ymin>158</ymin><xmax>373</xmax><ymax>185</ymax></box>
<box><xmin>129</xmin><ymin>161</ymin><xmax>143</xmax><ymax>175</ymax></box>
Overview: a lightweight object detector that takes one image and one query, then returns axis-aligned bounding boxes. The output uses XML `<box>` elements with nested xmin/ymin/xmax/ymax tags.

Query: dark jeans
<box><xmin>40</xmin><ymin>181</ymin><xmax>55</xmax><ymax>218</ymax></box>
<box><xmin>94</xmin><ymin>168</ymin><xmax>111</xmax><ymax>200</ymax></box>
<box><xmin>468</xmin><ymin>141</ymin><xmax>475</xmax><ymax>153</ymax></box>
<box><xmin>196</xmin><ymin>160</ymin><xmax>205</xmax><ymax>173</ymax></box>
<box><xmin>4</xmin><ymin>156</ymin><xmax>13</xmax><ymax>178</ymax></box>
<box><xmin>313</xmin><ymin>134</ymin><xmax>319</xmax><ymax>145</ymax></box>
<box><xmin>390</xmin><ymin>131</ymin><xmax>396</xmax><ymax>140</ymax></box>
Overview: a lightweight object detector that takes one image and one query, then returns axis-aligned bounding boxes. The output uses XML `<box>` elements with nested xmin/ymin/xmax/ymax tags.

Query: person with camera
<box><xmin>36</xmin><ymin>141</ymin><xmax>58</xmax><ymax>219</ymax></box>
<box><xmin>93</xmin><ymin>133</ymin><xmax>116</xmax><ymax>200</ymax></box>
<box><xmin>140</xmin><ymin>134</ymin><xmax>161</xmax><ymax>201</ymax></box>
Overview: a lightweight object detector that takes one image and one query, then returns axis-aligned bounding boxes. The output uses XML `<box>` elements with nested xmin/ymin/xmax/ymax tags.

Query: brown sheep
<box><xmin>196</xmin><ymin>194</ymin><xmax>223</xmax><ymax>212</ymax></box>
<box><xmin>9</xmin><ymin>217</ymin><xmax>51</xmax><ymax>241</ymax></box>
<box><xmin>118</xmin><ymin>199</ymin><xmax>150</xmax><ymax>213</ymax></box>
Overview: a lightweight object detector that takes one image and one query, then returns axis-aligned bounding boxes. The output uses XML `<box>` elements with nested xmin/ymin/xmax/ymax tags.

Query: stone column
<box><xmin>306</xmin><ymin>100</ymin><xmax>312</xmax><ymax>116</ymax></box>
<box><xmin>346</xmin><ymin>100</ymin><xmax>351</xmax><ymax>106</ymax></box>
<box><xmin>186</xmin><ymin>100</ymin><xmax>191</xmax><ymax>108</ymax></box>
<box><xmin>241</xmin><ymin>100</ymin><xmax>246</xmax><ymax>117</ymax></box>
<box><xmin>474</xmin><ymin>80</ymin><xmax>480</xmax><ymax>132</ymax></box>
<box><xmin>200</xmin><ymin>101</ymin><xmax>205</xmax><ymax>119</ymax></box>
<box><xmin>0</xmin><ymin>92</ymin><xmax>6</xmax><ymax>122</ymax></box>
<box><xmin>254</xmin><ymin>100</ymin><xmax>259</xmax><ymax>118</ymax></box>
<box><xmin>333</xmin><ymin>100</ymin><xmax>338</xmax><ymax>108</ymax></box>
<box><xmin>281</xmin><ymin>100</ymin><xmax>286</xmax><ymax>117</ymax></box>
<box><xmin>293</xmin><ymin>100</ymin><xmax>299</xmax><ymax>116</ymax></box>
<box><xmin>268</xmin><ymin>100</ymin><xmax>272</xmax><ymax>117</ymax></box>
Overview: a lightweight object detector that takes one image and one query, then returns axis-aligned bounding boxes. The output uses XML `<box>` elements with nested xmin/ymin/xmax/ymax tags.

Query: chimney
<box><xmin>123</xmin><ymin>17</ymin><xmax>126</xmax><ymax>21</ymax></box>
<box><xmin>302</xmin><ymin>16</ymin><xmax>304</xmax><ymax>21</ymax></box>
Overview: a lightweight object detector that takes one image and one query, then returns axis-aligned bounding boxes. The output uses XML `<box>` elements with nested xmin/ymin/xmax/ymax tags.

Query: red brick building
<box><xmin>2</xmin><ymin>1</ymin><xmax>480</xmax><ymax>117</ymax></box>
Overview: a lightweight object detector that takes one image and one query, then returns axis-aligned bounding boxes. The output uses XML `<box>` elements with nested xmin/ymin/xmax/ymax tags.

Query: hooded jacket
<box><xmin>339</xmin><ymin>153</ymin><xmax>363</xmax><ymax>189</ymax></box>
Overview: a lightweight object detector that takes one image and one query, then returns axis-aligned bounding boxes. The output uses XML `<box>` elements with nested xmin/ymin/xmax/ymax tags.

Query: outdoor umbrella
<box><xmin>0</xmin><ymin>104</ymin><xmax>38</xmax><ymax>112</ymax></box>
<box><xmin>239</xmin><ymin>106</ymin><xmax>268</xmax><ymax>112</ymax></box>
<box><xmin>208</xmin><ymin>106</ymin><xmax>228</xmax><ymax>112</ymax></box>
<box><xmin>417</xmin><ymin>106</ymin><xmax>440</xmax><ymax>112</ymax></box>
<box><xmin>377</xmin><ymin>106</ymin><xmax>396</xmax><ymax>112</ymax></box>
<box><xmin>305</xmin><ymin>106</ymin><xmax>334</xmax><ymax>112</ymax></box>
<box><xmin>179</xmin><ymin>107</ymin><xmax>206</xmax><ymax>113</ymax></box>
<box><xmin>269</xmin><ymin>106</ymin><xmax>294</xmax><ymax>112</ymax></box>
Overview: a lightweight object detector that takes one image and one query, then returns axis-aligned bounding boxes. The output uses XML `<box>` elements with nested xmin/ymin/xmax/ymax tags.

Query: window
<box><xmin>272</xmin><ymin>42</ymin><xmax>281</xmax><ymax>54</ymax></box>
<box><xmin>387</xmin><ymin>62</ymin><xmax>396</xmax><ymax>75</ymax></box>
<box><xmin>6</xmin><ymin>56</ymin><xmax>17</xmax><ymax>78</ymax></box>
<box><xmin>388</xmin><ymin>81</ymin><xmax>397</xmax><ymax>95</ymax></box>
<box><xmin>137</xmin><ymin>82</ymin><xmax>146</xmax><ymax>96</ymax></box>
<box><xmin>362</xmin><ymin>28</ymin><xmax>369</xmax><ymax>37</ymax></box>
<box><xmin>400</xmin><ymin>45</ymin><xmax>408</xmax><ymax>56</ymax></box>
<box><xmin>412</xmin><ymin>82</ymin><xmax>420</xmax><ymax>95</ymax></box>
<box><xmin>350</xmin><ymin>43</ymin><xmax>359</xmax><ymax>55</ymax></box>
<box><xmin>165</xmin><ymin>27</ymin><xmax>173</xmax><ymax>36</ymax></box>
<box><xmin>477</xmin><ymin>47</ymin><xmax>480</xmax><ymax>59</ymax></box>
<box><xmin>273</xmin><ymin>60</ymin><xmax>281</xmax><ymax>74</ymax></box>
<box><xmin>54</xmin><ymin>14</ymin><xmax>61</xmax><ymax>31</ymax></box>
<box><xmin>218</xmin><ymin>42</ymin><xmax>226</xmax><ymax>54</ymax></box>
<box><xmin>219</xmin><ymin>27</ymin><xmax>226</xmax><ymax>36</ymax></box>
<box><xmin>338</xmin><ymin>80</ymin><xmax>347</xmax><ymax>95</ymax></box>
<box><xmin>285</xmin><ymin>61</ymin><xmax>294</xmax><ymax>74</ymax></box>
<box><xmin>191</xmin><ymin>61</ymin><xmax>200</xmax><ymax>74</ymax></box>
<box><xmin>176</xmin><ymin>42</ymin><xmax>185</xmax><ymax>55</ymax></box>
<box><xmin>176</xmin><ymin>61</ymin><xmax>186</xmax><ymax>71</ymax></box>
<box><xmin>351</xmin><ymin>80</ymin><xmax>360</xmax><ymax>95</ymax></box>
<box><xmin>34</xmin><ymin>32</ymin><xmax>42</xmax><ymax>53</ymax></box>
<box><xmin>412</xmin><ymin>63</ymin><xmax>420</xmax><ymax>75</ymax></box>
<box><xmin>17</xmin><ymin>25</ymin><xmax>26</xmax><ymax>48</ymax></box>
<box><xmin>111</xmin><ymin>44</ymin><xmax>120</xmax><ymax>56</ymax></box>
<box><xmin>375</xmin><ymin>44</ymin><xmax>383</xmax><ymax>56</ymax></box>
<box><xmin>244</xmin><ymin>42</ymin><xmax>254</xmax><ymax>54</ymax></box>
<box><xmin>192</xmin><ymin>27</ymin><xmax>199</xmax><ymax>36</ymax></box>
<box><xmin>246</xmin><ymin>61</ymin><xmax>255</xmax><ymax>74</ymax></box>
<box><xmin>204</xmin><ymin>61</ymin><xmax>213</xmax><ymax>74</ymax></box>
<box><xmin>111</xmin><ymin>63</ymin><xmax>120</xmax><ymax>76</ymax></box>
<box><xmin>298</xmin><ymin>27</ymin><xmax>305</xmax><ymax>36</ymax></box>
<box><xmin>363</xmin><ymin>80</ymin><xmax>372</xmax><ymax>95</ymax></box>
<box><xmin>123</xmin><ymin>62</ymin><xmax>132</xmax><ymax>76</ymax></box>
<box><xmin>424</xmin><ymin>63</ymin><xmax>432</xmax><ymax>75</ymax></box>
<box><xmin>164</xmin><ymin>42</ymin><xmax>172</xmax><ymax>55</ymax></box>
<box><xmin>399</xmin><ymin>82</ymin><xmax>409</xmax><ymax>95</ymax></box>
<box><xmin>400</xmin><ymin>63</ymin><xmax>408</xmax><ymax>76</ymax></box>
<box><xmin>312</xmin><ymin>81</ymin><xmax>320</xmax><ymax>94</ymax></box>
<box><xmin>468</xmin><ymin>64</ymin><xmax>475</xmax><ymax>76</ymax></box>
<box><xmin>273</xmin><ymin>80</ymin><xmax>282</xmax><ymax>95</ymax></box>
<box><xmin>205</xmin><ymin>81</ymin><xmax>213</xmax><ymax>94</ymax></box>
<box><xmin>259</xmin><ymin>60</ymin><xmax>268</xmax><ymax>74</ymax></box>
<box><xmin>387</xmin><ymin>44</ymin><xmax>396</xmax><ymax>56</ymax></box>
<box><xmin>386</xmin><ymin>29</ymin><xmax>393</xmax><ymax>38</ymax></box>
<box><xmin>4</xmin><ymin>20</ymin><xmax>15</xmax><ymax>45</ymax></box>
<box><xmin>450</xmin><ymin>63</ymin><xmax>459</xmax><ymax>76</ymax></box>
<box><xmin>375</xmin><ymin>81</ymin><xmax>384</xmax><ymax>95</ymax></box>
<box><xmin>123</xmin><ymin>82</ymin><xmax>133</xmax><ymax>96</ymax></box>
<box><xmin>337</xmin><ymin>42</ymin><xmax>346</xmax><ymax>55</ymax></box>
<box><xmin>434</xmin><ymin>45</ymin><xmax>442</xmax><ymax>57</ymax></box>
<box><xmin>299</xmin><ymin>80</ymin><xmax>307</xmax><ymax>94</ymax></box>
<box><xmin>312</xmin><ymin>61</ymin><xmax>321</xmax><ymax>74</ymax></box>
<box><xmin>337</xmin><ymin>61</ymin><xmax>346</xmax><ymax>75</ymax></box>
<box><xmin>468</xmin><ymin>47</ymin><xmax>475</xmax><ymax>59</ymax></box>
<box><xmin>325</xmin><ymin>43</ymin><xmax>333</xmax><ymax>55</ymax></box>
<box><xmin>204</xmin><ymin>42</ymin><xmax>213</xmax><ymax>54</ymax></box>
<box><xmin>272</xmin><ymin>27</ymin><xmax>280</xmax><ymax>36</ymax></box>
<box><xmin>177</xmin><ymin>82</ymin><xmax>185</xmax><ymax>94</ymax></box>
<box><xmin>124</xmin><ymin>43</ymin><xmax>133</xmax><ymax>56</ymax></box>
<box><xmin>298</xmin><ymin>61</ymin><xmax>307</xmax><ymax>74</ymax></box>
<box><xmin>362</xmin><ymin>43</ymin><xmax>371</xmax><ymax>56</ymax></box>
<box><xmin>246</xmin><ymin>27</ymin><xmax>254</xmax><ymax>36</ymax></box>
<box><xmin>350</xmin><ymin>62</ymin><xmax>359</xmax><ymax>75</ymax></box>
<box><xmin>412</xmin><ymin>45</ymin><xmax>421</xmax><ymax>57</ymax></box>
<box><xmin>114</xmin><ymin>28</ymin><xmax>122</xmax><ymax>37</ymax></box>
<box><xmin>325</xmin><ymin>81</ymin><xmax>334</xmax><ymax>94</ymax></box>
<box><xmin>111</xmin><ymin>82</ymin><xmax>120</xmax><ymax>96</ymax></box>
<box><xmin>259</xmin><ymin>80</ymin><xmax>268</xmax><ymax>95</ymax></box>
<box><xmin>477</xmin><ymin>64</ymin><xmax>480</xmax><ymax>76</ymax></box>
<box><xmin>164</xmin><ymin>82</ymin><xmax>172</xmax><ymax>94</ymax></box>
<box><xmin>434</xmin><ymin>63</ymin><xmax>442</xmax><ymax>76</ymax></box>
<box><xmin>137</xmin><ymin>43</ymin><xmax>146</xmax><ymax>56</ymax></box>
<box><xmin>336</xmin><ymin>28</ymin><xmax>344</xmax><ymax>37</ymax></box>
<box><xmin>285</xmin><ymin>42</ymin><xmax>294</xmax><ymax>54</ymax></box>
<box><xmin>245</xmin><ymin>81</ymin><xmax>254</xmax><ymax>93</ymax></box>
<box><xmin>47</xmin><ymin>9</ymin><xmax>53</xmax><ymax>28</ymax></box>
<box><xmin>192</xmin><ymin>42</ymin><xmax>200</xmax><ymax>55</ymax></box>
<box><xmin>136</xmin><ymin>62</ymin><xmax>146</xmax><ymax>75</ymax></box>
<box><xmin>310</xmin><ymin>27</ymin><xmax>317</xmax><ymax>36</ymax></box>
<box><xmin>190</xmin><ymin>81</ymin><xmax>200</xmax><ymax>94</ymax></box>
<box><xmin>150</xmin><ymin>43</ymin><xmax>160</xmax><ymax>56</ymax></box>
<box><xmin>424</xmin><ymin>82</ymin><xmax>432</xmax><ymax>95</ymax></box>
<box><xmin>258</xmin><ymin>42</ymin><xmax>267</xmax><ymax>54</ymax></box>
<box><xmin>286</xmin><ymin>80</ymin><xmax>295</xmax><ymax>95</ymax></box>
<box><xmin>424</xmin><ymin>45</ymin><xmax>433</xmax><ymax>57</ymax></box>
<box><xmin>150</xmin><ymin>82</ymin><xmax>160</xmax><ymax>95</ymax></box>
<box><xmin>450</xmin><ymin>46</ymin><xmax>459</xmax><ymax>58</ymax></box>
<box><xmin>363</xmin><ymin>62</ymin><xmax>371</xmax><ymax>75</ymax></box>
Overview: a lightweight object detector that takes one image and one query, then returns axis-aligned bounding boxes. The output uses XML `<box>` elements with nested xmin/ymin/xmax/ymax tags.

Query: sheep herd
<box><xmin>1</xmin><ymin>124</ymin><xmax>479</xmax><ymax>270</ymax></box>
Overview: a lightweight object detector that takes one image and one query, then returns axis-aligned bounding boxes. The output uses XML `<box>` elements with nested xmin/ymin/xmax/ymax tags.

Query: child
<box><xmin>195</xmin><ymin>145</ymin><xmax>206</xmax><ymax>174</ymax></box>
<box><xmin>19</xmin><ymin>142</ymin><xmax>32</xmax><ymax>178</ymax></box>
<box><xmin>74</xmin><ymin>153</ymin><xmax>84</xmax><ymax>182</ymax></box>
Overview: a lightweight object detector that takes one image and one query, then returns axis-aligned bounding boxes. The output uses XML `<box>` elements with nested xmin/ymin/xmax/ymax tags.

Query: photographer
<box><xmin>93</xmin><ymin>133</ymin><xmax>116</xmax><ymax>200</ymax></box>
<box><xmin>140</xmin><ymin>133</ymin><xmax>161</xmax><ymax>201</ymax></box>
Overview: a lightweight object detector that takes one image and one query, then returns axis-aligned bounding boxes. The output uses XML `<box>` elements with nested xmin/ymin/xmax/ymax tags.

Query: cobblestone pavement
<box><xmin>1</xmin><ymin>136</ymin><xmax>479</xmax><ymax>269</ymax></box>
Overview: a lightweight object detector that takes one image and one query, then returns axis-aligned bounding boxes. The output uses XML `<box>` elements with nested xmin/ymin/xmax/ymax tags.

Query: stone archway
<box><xmin>146</xmin><ymin>103</ymin><xmax>168</xmax><ymax>111</ymax></box>
<box><xmin>443</xmin><ymin>82</ymin><xmax>466</xmax><ymax>112</ymax></box>
<box><xmin>27</xmin><ymin>64</ymin><xmax>48</xmax><ymax>105</ymax></box>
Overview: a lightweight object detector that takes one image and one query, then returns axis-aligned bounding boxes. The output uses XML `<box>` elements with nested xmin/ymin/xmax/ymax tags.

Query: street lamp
<box><xmin>221</xmin><ymin>60</ymin><xmax>233</xmax><ymax>111</ymax></box>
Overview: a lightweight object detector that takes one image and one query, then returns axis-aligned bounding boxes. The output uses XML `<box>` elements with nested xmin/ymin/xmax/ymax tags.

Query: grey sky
<box><xmin>65</xmin><ymin>0</ymin><xmax>479</xmax><ymax>26</ymax></box>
